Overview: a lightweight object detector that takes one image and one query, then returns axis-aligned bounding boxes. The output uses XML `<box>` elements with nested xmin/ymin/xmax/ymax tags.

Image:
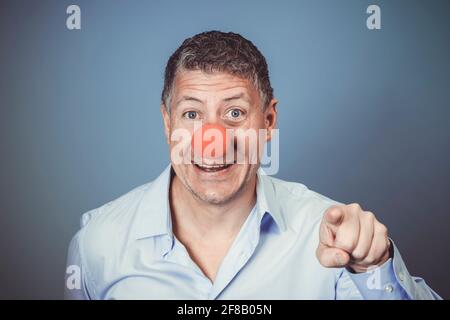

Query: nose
<box><xmin>191</xmin><ymin>123</ymin><xmax>228</xmax><ymax>160</ymax></box>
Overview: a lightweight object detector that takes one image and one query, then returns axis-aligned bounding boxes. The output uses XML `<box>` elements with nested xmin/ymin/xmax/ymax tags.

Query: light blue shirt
<box><xmin>65</xmin><ymin>165</ymin><xmax>440</xmax><ymax>299</ymax></box>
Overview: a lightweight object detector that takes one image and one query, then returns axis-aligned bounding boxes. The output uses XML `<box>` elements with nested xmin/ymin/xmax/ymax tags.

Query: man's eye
<box><xmin>183</xmin><ymin>111</ymin><xmax>198</xmax><ymax>119</ymax></box>
<box><xmin>227</xmin><ymin>109</ymin><xmax>243</xmax><ymax>119</ymax></box>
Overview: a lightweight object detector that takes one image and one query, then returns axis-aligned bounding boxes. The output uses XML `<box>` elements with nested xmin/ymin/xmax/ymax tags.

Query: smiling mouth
<box><xmin>194</xmin><ymin>162</ymin><xmax>233</xmax><ymax>172</ymax></box>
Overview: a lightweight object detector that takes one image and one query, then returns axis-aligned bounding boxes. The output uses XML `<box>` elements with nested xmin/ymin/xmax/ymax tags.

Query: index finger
<box><xmin>324</xmin><ymin>205</ymin><xmax>345</xmax><ymax>229</ymax></box>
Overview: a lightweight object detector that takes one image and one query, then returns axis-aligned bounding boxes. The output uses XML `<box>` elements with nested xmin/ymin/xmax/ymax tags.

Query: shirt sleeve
<box><xmin>64</xmin><ymin>231</ymin><xmax>91</xmax><ymax>300</ymax></box>
<box><xmin>346</xmin><ymin>257</ymin><xmax>408</xmax><ymax>299</ymax></box>
<box><xmin>339</xmin><ymin>239</ymin><xmax>442</xmax><ymax>300</ymax></box>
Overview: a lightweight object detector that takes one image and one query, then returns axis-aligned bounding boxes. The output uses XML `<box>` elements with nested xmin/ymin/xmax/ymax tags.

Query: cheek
<box><xmin>233</xmin><ymin>129</ymin><xmax>265</xmax><ymax>163</ymax></box>
<box><xmin>168</xmin><ymin>125</ymin><xmax>195</xmax><ymax>165</ymax></box>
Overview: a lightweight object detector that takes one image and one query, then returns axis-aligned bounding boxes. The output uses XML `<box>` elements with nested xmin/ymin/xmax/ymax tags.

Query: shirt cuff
<box><xmin>345</xmin><ymin>241</ymin><xmax>410</xmax><ymax>300</ymax></box>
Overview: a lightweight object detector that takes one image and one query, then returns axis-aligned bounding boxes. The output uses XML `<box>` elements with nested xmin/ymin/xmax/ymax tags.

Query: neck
<box><xmin>170</xmin><ymin>174</ymin><xmax>257</xmax><ymax>240</ymax></box>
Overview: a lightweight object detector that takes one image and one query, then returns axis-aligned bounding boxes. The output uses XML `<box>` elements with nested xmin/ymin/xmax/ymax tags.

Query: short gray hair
<box><xmin>161</xmin><ymin>31</ymin><xmax>274</xmax><ymax>112</ymax></box>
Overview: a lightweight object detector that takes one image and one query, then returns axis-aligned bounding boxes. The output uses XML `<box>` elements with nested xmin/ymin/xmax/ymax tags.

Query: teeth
<box><xmin>198</xmin><ymin>164</ymin><xmax>228</xmax><ymax>169</ymax></box>
<box><xmin>195</xmin><ymin>163</ymin><xmax>232</xmax><ymax>171</ymax></box>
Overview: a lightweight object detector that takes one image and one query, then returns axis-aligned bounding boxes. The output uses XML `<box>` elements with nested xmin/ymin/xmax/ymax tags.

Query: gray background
<box><xmin>1</xmin><ymin>0</ymin><xmax>449</xmax><ymax>299</ymax></box>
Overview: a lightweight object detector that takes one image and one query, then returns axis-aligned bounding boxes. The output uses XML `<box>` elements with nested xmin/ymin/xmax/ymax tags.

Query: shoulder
<box><xmin>261</xmin><ymin>174</ymin><xmax>342</xmax><ymax>232</ymax></box>
<box><xmin>72</xmin><ymin>181</ymin><xmax>153</xmax><ymax>271</ymax></box>
<box><xmin>81</xmin><ymin>181</ymin><xmax>151</xmax><ymax>233</ymax></box>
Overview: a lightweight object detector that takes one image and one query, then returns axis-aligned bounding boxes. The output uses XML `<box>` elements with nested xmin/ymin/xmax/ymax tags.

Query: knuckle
<box><xmin>364</xmin><ymin>254</ymin><xmax>376</xmax><ymax>265</ymax></box>
<box><xmin>365</xmin><ymin>211</ymin><xmax>375</xmax><ymax>221</ymax></box>
<box><xmin>352</xmin><ymin>249</ymin><xmax>366</xmax><ymax>261</ymax></box>
<box><xmin>377</xmin><ymin>223</ymin><xmax>388</xmax><ymax>236</ymax></box>
<box><xmin>349</xmin><ymin>202</ymin><xmax>362</xmax><ymax>211</ymax></box>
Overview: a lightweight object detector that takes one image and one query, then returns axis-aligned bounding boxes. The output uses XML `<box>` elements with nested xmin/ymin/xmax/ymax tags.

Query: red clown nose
<box><xmin>191</xmin><ymin>124</ymin><xmax>228</xmax><ymax>160</ymax></box>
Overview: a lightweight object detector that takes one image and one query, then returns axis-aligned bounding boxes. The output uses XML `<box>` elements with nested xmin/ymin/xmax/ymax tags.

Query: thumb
<box><xmin>316</xmin><ymin>244</ymin><xmax>350</xmax><ymax>268</ymax></box>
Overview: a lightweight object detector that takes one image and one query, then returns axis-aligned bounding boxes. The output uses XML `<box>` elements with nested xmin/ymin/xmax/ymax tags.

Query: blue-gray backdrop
<box><xmin>1</xmin><ymin>0</ymin><xmax>449</xmax><ymax>299</ymax></box>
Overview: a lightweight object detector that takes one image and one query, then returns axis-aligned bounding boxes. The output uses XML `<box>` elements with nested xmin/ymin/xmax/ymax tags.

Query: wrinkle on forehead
<box><xmin>173</xmin><ymin>70</ymin><xmax>259</xmax><ymax>105</ymax></box>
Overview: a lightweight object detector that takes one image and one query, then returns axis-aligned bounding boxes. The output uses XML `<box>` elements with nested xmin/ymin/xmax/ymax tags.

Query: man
<box><xmin>65</xmin><ymin>31</ymin><xmax>440</xmax><ymax>299</ymax></box>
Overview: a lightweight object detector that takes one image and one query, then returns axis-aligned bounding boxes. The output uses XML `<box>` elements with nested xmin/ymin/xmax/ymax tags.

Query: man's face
<box><xmin>162</xmin><ymin>70</ymin><xmax>277</xmax><ymax>205</ymax></box>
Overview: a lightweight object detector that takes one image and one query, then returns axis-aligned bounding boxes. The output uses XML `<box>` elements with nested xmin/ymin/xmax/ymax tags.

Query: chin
<box><xmin>193</xmin><ymin>188</ymin><xmax>239</xmax><ymax>205</ymax></box>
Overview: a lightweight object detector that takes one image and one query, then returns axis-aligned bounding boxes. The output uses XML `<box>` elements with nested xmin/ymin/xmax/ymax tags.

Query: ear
<box><xmin>160</xmin><ymin>104</ymin><xmax>171</xmax><ymax>145</ymax></box>
<box><xmin>264</xmin><ymin>98</ymin><xmax>278</xmax><ymax>142</ymax></box>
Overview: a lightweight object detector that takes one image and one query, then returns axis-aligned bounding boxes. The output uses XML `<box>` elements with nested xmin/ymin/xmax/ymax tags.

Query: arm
<box><xmin>64</xmin><ymin>231</ymin><xmax>91</xmax><ymax>300</ymax></box>
<box><xmin>344</xmin><ymin>240</ymin><xmax>441</xmax><ymax>299</ymax></box>
<box><xmin>317</xmin><ymin>203</ymin><xmax>441</xmax><ymax>300</ymax></box>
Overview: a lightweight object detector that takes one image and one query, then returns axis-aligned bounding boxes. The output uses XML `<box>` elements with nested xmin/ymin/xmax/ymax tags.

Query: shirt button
<box><xmin>384</xmin><ymin>284</ymin><xmax>394</xmax><ymax>293</ymax></box>
<box><xmin>398</xmin><ymin>271</ymin><xmax>405</xmax><ymax>282</ymax></box>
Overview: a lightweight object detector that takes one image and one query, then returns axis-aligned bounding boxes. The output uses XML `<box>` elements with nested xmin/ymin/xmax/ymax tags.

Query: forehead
<box><xmin>172</xmin><ymin>70</ymin><xmax>258</xmax><ymax>100</ymax></box>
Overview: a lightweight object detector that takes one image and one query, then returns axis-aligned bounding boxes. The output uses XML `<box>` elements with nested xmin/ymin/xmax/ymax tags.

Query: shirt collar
<box><xmin>134</xmin><ymin>164</ymin><xmax>287</xmax><ymax>240</ymax></box>
<box><xmin>134</xmin><ymin>165</ymin><xmax>173</xmax><ymax>240</ymax></box>
<box><xmin>255</xmin><ymin>168</ymin><xmax>287</xmax><ymax>232</ymax></box>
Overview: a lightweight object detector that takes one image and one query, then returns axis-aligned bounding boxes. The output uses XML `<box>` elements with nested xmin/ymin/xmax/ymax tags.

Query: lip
<box><xmin>191</xmin><ymin>153</ymin><xmax>236</xmax><ymax>165</ymax></box>
<box><xmin>195</xmin><ymin>163</ymin><xmax>232</xmax><ymax>170</ymax></box>
<box><xmin>191</xmin><ymin>161</ymin><xmax>235</xmax><ymax>178</ymax></box>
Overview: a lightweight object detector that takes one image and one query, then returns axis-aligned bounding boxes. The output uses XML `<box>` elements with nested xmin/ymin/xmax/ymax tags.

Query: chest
<box><xmin>94</xmin><ymin>233</ymin><xmax>337</xmax><ymax>299</ymax></box>
<box><xmin>178</xmin><ymin>236</ymin><xmax>235</xmax><ymax>282</ymax></box>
